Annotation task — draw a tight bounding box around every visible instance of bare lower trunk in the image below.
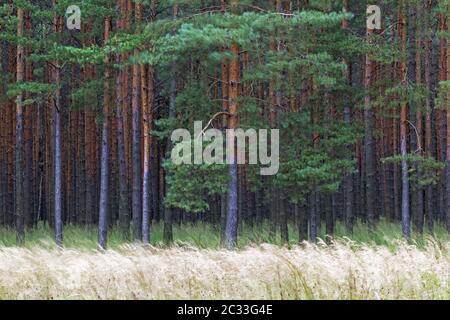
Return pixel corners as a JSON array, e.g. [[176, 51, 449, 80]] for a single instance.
[[309, 187, 318, 243], [225, 162, 238, 248], [142, 65, 154, 245]]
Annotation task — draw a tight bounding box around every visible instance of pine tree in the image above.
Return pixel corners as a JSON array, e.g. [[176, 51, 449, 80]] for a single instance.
[[52, 1, 63, 247], [399, 0, 410, 240], [99, 16, 112, 249], [15, 5, 25, 244], [132, 0, 143, 241]]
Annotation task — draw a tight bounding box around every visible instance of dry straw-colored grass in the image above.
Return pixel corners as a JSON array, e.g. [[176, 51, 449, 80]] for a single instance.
[[0, 240, 448, 300]]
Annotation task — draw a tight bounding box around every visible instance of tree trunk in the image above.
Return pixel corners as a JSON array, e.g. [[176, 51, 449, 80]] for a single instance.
[[142, 1, 156, 245], [83, 24, 96, 227], [142, 63, 154, 245], [24, 12, 33, 228], [342, 0, 353, 234], [424, 0, 434, 233], [115, 0, 130, 240], [309, 186, 318, 243], [399, 2, 410, 240], [98, 17, 111, 249], [407, 3, 422, 234], [296, 202, 308, 242], [220, 1, 229, 243], [364, 27, 376, 228], [445, 4, 450, 233], [15, 6, 25, 244], [310, 78, 319, 242], [414, 2, 424, 234], [225, 42, 240, 249], [163, 3, 179, 245], [131, 1, 142, 241], [279, 193, 289, 244]]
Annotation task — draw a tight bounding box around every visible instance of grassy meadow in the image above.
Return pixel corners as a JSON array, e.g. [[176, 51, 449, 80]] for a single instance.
[[0, 221, 448, 300], [0, 220, 448, 250]]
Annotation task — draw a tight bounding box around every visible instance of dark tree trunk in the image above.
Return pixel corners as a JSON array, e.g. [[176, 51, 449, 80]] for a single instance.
[[220, 193, 227, 243], [296, 202, 308, 242], [98, 17, 111, 249], [142, 65, 154, 245], [364, 28, 376, 228], [225, 42, 240, 249], [445, 7, 450, 233], [413, 2, 424, 234], [24, 13, 33, 228], [131, 2, 142, 241], [407, 4, 422, 234], [52, 4, 63, 246], [15, 7, 25, 244], [309, 187, 318, 243], [279, 195, 288, 244], [399, 2, 410, 240], [326, 194, 335, 241], [226, 162, 238, 248], [163, 4, 179, 245], [115, 0, 130, 240], [142, 0, 157, 246], [341, 0, 353, 233], [424, 0, 434, 233], [163, 66, 175, 244]]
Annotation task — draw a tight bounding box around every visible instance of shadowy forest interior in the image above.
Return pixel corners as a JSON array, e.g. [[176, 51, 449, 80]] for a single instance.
[[0, 0, 449, 249]]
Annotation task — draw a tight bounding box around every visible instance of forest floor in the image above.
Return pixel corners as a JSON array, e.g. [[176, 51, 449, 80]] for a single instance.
[[0, 222, 448, 299]]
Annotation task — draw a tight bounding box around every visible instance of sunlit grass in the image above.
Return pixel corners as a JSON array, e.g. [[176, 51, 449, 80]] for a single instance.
[[0, 219, 448, 300], [0, 239, 448, 299]]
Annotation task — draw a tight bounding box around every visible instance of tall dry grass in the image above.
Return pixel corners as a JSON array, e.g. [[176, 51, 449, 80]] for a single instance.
[[0, 240, 448, 300]]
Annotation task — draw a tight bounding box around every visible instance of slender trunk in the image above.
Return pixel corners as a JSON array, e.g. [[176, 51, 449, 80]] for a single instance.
[[142, 0, 157, 245], [326, 195, 335, 242], [220, 190, 227, 242], [220, 1, 229, 243], [15, 7, 25, 244], [142, 64, 154, 245], [280, 193, 289, 244], [424, 0, 433, 233], [163, 75, 175, 243], [364, 27, 376, 228], [98, 17, 111, 249], [115, 0, 130, 239], [163, 3, 178, 245], [399, 2, 410, 240], [296, 202, 308, 242], [83, 24, 96, 227], [414, 3, 424, 234], [309, 186, 318, 243], [141, 23, 150, 244], [407, 3, 420, 233], [342, 0, 353, 233], [52, 3, 63, 246], [310, 78, 319, 243], [131, 1, 142, 241], [437, 10, 446, 224], [445, 4, 450, 233], [268, 0, 282, 241], [225, 42, 240, 249], [24, 12, 33, 228]]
